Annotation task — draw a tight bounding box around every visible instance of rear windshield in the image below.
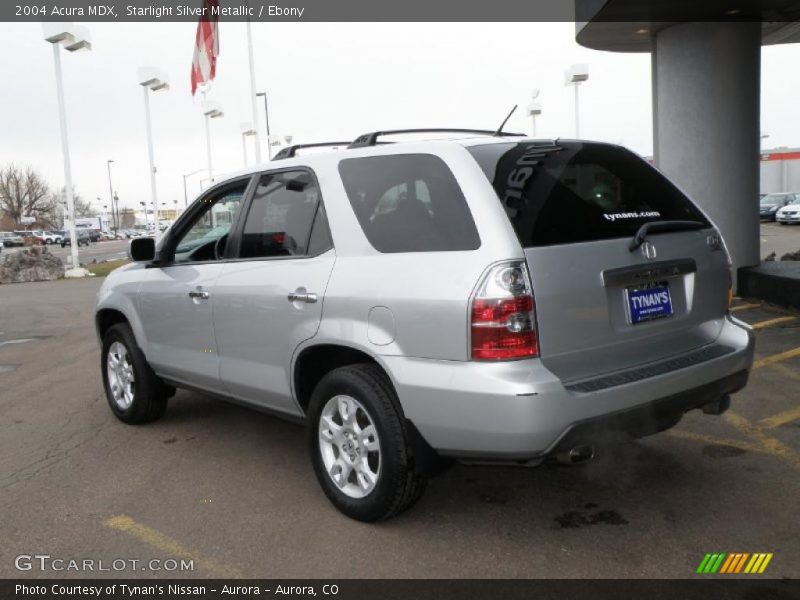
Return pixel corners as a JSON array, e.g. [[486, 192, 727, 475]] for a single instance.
[[468, 141, 710, 247], [338, 153, 481, 253]]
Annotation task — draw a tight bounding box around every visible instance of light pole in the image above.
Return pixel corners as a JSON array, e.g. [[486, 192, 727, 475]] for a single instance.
[[202, 100, 224, 181], [245, 18, 262, 163], [139, 201, 149, 231], [565, 64, 589, 138], [138, 67, 169, 245], [256, 92, 272, 159], [526, 89, 542, 137], [241, 122, 256, 167], [113, 193, 120, 233], [43, 23, 91, 271], [105, 159, 117, 234], [182, 169, 205, 208]]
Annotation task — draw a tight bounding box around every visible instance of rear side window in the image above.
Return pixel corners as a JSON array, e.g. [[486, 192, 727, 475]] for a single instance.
[[468, 142, 710, 247], [338, 154, 480, 253]]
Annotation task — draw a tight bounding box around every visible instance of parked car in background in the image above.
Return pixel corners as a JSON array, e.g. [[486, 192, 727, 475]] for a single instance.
[[30, 230, 62, 244], [86, 229, 103, 242], [96, 133, 754, 521], [0, 231, 24, 247], [760, 192, 799, 221], [61, 230, 91, 247], [14, 231, 45, 245], [776, 203, 800, 224]]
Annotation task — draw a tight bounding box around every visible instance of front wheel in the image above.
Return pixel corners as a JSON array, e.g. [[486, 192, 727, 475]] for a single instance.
[[308, 364, 427, 522], [101, 323, 170, 424]]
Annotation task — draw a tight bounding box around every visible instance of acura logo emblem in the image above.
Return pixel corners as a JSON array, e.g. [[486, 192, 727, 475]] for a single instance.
[[641, 241, 657, 260]]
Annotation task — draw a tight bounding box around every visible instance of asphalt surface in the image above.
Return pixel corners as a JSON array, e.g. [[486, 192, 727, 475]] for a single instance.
[[761, 221, 800, 258], [0, 278, 798, 580]]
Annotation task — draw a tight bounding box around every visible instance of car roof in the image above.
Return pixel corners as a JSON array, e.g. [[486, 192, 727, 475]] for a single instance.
[[213, 135, 578, 180]]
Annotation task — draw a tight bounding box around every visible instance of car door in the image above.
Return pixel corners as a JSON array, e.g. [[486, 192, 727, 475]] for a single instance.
[[213, 168, 336, 415], [136, 178, 250, 393]]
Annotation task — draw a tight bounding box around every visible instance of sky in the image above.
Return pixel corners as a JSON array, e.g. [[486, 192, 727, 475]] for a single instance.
[[1, 21, 799, 214]]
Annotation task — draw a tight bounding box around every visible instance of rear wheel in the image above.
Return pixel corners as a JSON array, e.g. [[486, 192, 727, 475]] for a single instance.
[[101, 323, 169, 424], [308, 364, 427, 521]]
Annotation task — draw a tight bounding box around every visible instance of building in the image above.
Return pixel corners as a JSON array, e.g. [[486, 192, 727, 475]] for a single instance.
[[761, 147, 800, 194]]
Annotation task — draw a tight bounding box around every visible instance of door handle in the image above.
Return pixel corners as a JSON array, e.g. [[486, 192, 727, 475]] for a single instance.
[[287, 292, 318, 304], [188, 290, 210, 300]]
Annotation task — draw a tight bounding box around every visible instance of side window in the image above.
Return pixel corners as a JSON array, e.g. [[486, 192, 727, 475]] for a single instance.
[[238, 170, 322, 259], [173, 183, 247, 263], [307, 204, 333, 256], [338, 154, 481, 253]]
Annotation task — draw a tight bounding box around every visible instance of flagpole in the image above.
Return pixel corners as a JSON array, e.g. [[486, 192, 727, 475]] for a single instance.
[[202, 89, 213, 181], [245, 8, 262, 163]]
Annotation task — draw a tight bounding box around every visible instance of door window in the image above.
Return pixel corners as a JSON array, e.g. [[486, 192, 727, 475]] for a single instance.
[[173, 183, 247, 263], [238, 170, 326, 259]]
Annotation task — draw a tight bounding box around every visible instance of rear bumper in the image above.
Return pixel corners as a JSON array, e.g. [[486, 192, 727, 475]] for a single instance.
[[383, 315, 754, 459]]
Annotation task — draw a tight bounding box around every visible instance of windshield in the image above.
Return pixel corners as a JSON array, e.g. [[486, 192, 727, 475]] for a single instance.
[[761, 194, 792, 205]]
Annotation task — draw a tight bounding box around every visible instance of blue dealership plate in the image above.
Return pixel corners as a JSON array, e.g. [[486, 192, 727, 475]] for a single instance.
[[626, 282, 673, 324]]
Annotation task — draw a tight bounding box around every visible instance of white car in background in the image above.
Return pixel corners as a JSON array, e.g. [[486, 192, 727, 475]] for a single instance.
[[776, 203, 800, 224]]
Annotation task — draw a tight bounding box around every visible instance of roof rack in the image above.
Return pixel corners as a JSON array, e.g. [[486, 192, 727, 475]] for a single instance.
[[273, 141, 352, 161], [347, 128, 526, 149]]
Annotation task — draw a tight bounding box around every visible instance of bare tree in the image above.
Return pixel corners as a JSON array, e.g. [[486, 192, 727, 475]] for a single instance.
[[0, 164, 52, 226], [119, 208, 137, 229]]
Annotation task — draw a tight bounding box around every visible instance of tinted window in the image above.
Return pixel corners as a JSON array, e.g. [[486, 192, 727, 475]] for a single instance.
[[338, 154, 480, 253], [307, 204, 333, 256], [174, 185, 246, 263], [468, 142, 710, 247], [239, 171, 321, 259]]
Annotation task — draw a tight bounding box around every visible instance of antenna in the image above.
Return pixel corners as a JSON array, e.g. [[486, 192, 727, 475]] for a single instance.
[[494, 105, 518, 136]]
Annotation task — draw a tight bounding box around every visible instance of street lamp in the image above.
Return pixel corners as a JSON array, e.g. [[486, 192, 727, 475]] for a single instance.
[[240, 122, 257, 167], [138, 67, 169, 245], [526, 89, 542, 137], [202, 99, 224, 181], [565, 63, 589, 138], [139, 201, 150, 231], [256, 92, 272, 159], [43, 22, 91, 271], [105, 159, 118, 234], [182, 169, 205, 208]]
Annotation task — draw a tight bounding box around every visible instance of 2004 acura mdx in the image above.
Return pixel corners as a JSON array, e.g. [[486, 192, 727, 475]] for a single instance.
[[95, 131, 754, 521]]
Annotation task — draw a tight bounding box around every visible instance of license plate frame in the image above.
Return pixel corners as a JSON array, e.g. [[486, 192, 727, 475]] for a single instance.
[[625, 281, 673, 325]]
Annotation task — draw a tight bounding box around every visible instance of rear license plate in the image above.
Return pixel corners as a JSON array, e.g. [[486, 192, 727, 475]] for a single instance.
[[626, 282, 673, 324]]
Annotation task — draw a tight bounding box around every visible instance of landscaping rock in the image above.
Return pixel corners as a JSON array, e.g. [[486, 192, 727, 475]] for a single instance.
[[780, 249, 800, 261], [0, 247, 65, 284], [64, 267, 95, 279]]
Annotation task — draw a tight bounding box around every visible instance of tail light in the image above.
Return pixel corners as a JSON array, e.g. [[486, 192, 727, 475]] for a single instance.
[[470, 260, 538, 360], [726, 263, 733, 311]]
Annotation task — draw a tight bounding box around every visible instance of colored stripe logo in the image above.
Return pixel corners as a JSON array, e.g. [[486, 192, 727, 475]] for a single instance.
[[696, 553, 773, 574]]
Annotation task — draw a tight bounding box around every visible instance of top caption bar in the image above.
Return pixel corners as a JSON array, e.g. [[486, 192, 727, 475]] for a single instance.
[[4, 0, 798, 22]]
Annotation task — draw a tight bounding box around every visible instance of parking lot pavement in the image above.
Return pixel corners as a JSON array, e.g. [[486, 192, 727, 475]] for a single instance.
[[1, 239, 129, 265], [0, 279, 798, 579], [761, 221, 800, 259]]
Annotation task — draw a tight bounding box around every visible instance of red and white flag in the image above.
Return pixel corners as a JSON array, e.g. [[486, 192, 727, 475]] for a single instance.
[[190, 0, 219, 95]]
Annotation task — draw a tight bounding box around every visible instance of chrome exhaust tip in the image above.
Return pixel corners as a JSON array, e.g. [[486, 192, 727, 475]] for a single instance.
[[555, 444, 595, 465], [702, 394, 731, 416]]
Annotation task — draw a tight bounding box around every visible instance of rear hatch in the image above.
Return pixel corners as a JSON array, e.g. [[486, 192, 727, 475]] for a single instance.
[[468, 141, 731, 383]]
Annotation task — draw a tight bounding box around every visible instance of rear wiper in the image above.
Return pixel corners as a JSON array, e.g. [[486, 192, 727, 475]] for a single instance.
[[629, 220, 706, 252]]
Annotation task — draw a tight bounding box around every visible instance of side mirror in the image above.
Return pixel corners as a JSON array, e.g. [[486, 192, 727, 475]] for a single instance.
[[128, 237, 156, 262]]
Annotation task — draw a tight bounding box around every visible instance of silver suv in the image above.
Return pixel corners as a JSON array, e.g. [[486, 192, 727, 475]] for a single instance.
[[95, 131, 754, 521]]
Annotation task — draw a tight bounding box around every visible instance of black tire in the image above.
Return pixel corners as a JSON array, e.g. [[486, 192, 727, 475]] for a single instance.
[[308, 364, 427, 522], [101, 323, 169, 424]]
